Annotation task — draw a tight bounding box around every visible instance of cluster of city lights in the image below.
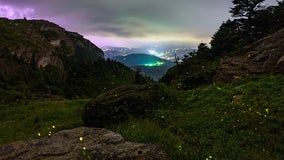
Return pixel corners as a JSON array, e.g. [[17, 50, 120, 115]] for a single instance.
[[143, 61, 164, 67]]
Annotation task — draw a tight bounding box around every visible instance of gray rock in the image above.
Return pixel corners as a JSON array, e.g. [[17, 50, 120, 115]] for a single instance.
[[0, 127, 168, 160], [214, 28, 284, 83], [276, 55, 284, 73]]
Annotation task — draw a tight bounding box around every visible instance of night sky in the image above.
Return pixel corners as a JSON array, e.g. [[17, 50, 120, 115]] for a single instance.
[[0, 0, 278, 48]]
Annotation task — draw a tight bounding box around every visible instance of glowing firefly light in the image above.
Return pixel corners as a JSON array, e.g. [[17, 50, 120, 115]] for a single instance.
[[37, 132, 41, 136], [80, 137, 83, 141]]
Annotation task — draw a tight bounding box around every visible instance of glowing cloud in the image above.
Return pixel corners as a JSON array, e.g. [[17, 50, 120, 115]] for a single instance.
[[0, 4, 34, 19]]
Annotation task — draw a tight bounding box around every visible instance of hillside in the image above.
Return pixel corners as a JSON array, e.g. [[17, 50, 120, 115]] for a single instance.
[[214, 28, 284, 82], [112, 53, 175, 80], [161, 27, 284, 89], [113, 75, 284, 159], [0, 18, 103, 70], [0, 18, 135, 101]]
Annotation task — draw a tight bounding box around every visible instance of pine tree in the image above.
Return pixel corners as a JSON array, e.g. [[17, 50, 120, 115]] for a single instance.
[[230, 0, 265, 19]]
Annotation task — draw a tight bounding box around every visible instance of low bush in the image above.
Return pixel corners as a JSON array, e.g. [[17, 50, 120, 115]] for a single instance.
[[82, 83, 179, 127]]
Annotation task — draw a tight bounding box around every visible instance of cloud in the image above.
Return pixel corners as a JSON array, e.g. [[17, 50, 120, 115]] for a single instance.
[[0, 4, 34, 19], [0, 0, 278, 47]]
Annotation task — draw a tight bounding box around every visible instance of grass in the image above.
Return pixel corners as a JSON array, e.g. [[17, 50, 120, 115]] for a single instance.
[[0, 99, 88, 145], [110, 75, 284, 160], [0, 75, 283, 159]]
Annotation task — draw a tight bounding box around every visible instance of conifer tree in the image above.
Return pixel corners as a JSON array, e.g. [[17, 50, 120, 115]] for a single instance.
[[230, 0, 265, 19]]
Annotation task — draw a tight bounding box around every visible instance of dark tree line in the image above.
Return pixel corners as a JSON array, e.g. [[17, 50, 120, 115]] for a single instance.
[[184, 0, 284, 59], [211, 0, 284, 57]]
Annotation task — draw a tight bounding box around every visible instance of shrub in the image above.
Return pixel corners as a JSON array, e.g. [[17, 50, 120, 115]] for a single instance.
[[82, 84, 179, 127]]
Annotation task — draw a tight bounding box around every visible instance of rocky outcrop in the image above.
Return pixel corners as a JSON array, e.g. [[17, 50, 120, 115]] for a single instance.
[[214, 28, 284, 83], [0, 18, 103, 72], [0, 127, 168, 160]]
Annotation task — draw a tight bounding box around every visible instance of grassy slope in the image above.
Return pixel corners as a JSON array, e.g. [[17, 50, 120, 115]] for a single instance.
[[0, 99, 88, 145], [0, 75, 283, 159], [110, 75, 284, 160]]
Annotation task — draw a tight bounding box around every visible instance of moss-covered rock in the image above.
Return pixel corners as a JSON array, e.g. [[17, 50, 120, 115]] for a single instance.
[[83, 84, 178, 127], [214, 28, 284, 83]]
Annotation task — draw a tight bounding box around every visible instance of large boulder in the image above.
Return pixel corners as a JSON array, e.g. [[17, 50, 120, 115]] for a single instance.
[[83, 84, 177, 127], [214, 28, 284, 83], [0, 127, 168, 160]]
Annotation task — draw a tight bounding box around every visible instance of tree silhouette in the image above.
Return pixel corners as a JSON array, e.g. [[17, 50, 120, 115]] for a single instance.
[[230, 0, 265, 19]]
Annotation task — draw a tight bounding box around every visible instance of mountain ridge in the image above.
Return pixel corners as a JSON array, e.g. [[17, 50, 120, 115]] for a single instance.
[[0, 18, 135, 100], [0, 18, 103, 71]]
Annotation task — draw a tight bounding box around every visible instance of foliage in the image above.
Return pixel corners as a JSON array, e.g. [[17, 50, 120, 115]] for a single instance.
[[112, 75, 284, 159], [0, 99, 88, 145], [230, 0, 265, 18], [1, 76, 283, 159], [64, 58, 135, 98], [160, 56, 218, 90], [211, 1, 284, 58], [82, 83, 179, 127]]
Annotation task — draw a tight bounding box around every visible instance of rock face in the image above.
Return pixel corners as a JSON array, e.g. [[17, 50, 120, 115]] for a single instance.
[[214, 28, 284, 83], [0, 18, 103, 72], [0, 127, 168, 160]]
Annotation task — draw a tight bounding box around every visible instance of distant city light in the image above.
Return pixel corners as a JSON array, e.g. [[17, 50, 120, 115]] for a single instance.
[[148, 50, 156, 54], [148, 49, 164, 57], [143, 61, 164, 67]]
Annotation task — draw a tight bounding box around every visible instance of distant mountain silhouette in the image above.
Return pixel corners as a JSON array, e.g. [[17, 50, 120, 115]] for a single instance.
[[112, 53, 175, 80]]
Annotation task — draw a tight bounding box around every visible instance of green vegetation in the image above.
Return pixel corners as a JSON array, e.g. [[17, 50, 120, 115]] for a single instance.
[[0, 75, 282, 159], [0, 18, 138, 101], [0, 1, 283, 159], [0, 99, 88, 145], [83, 84, 179, 127], [110, 75, 284, 159]]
